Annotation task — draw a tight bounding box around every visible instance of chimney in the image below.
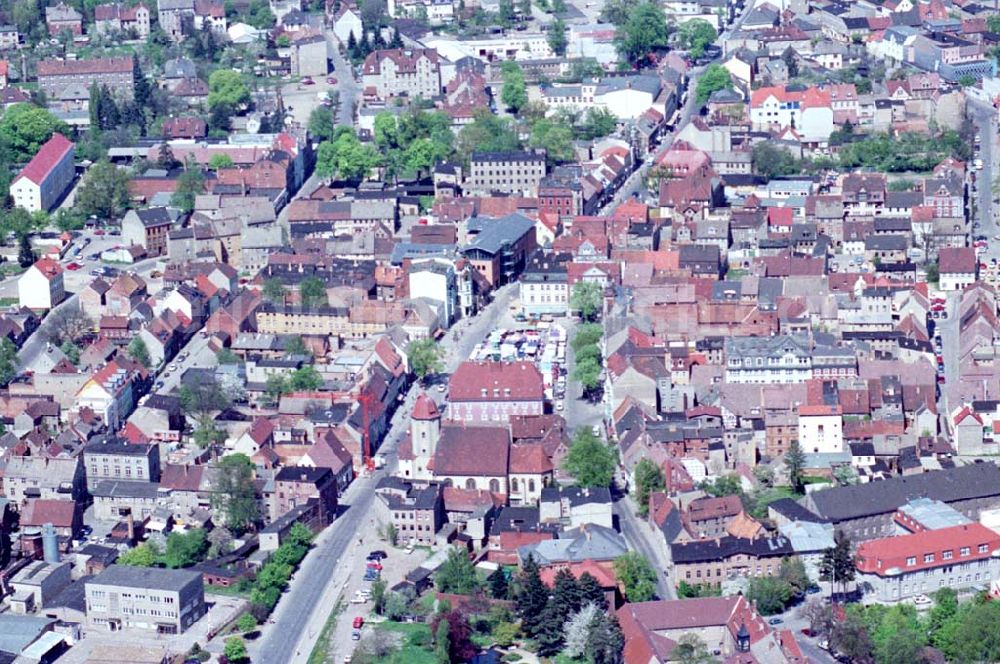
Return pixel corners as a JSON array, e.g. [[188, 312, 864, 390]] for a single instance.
[[126, 510, 135, 541]]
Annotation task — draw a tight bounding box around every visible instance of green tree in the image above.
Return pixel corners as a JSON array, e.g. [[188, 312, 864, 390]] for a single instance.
[[456, 111, 522, 162], [778, 556, 810, 595], [548, 17, 568, 55], [118, 542, 160, 566], [488, 568, 509, 599], [819, 531, 855, 596], [265, 374, 289, 405], [673, 633, 715, 664], [677, 19, 717, 58], [308, 106, 337, 142], [785, 440, 806, 493], [407, 337, 445, 381], [60, 341, 80, 365], [370, 578, 387, 614], [207, 527, 234, 558], [500, 61, 528, 113], [223, 636, 248, 664], [0, 104, 68, 162], [572, 357, 602, 393], [208, 70, 250, 110], [287, 365, 323, 391], [634, 458, 665, 515], [570, 281, 603, 320], [170, 166, 205, 214], [284, 336, 308, 357], [613, 551, 657, 602], [162, 529, 209, 568], [434, 618, 451, 664], [752, 142, 800, 179], [578, 572, 608, 610], [747, 576, 793, 615], [54, 208, 85, 233], [925, 262, 939, 284], [298, 276, 327, 308], [571, 323, 603, 353], [315, 129, 381, 181], [16, 233, 34, 268], [261, 279, 286, 303], [613, 1, 670, 66], [564, 428, 617, 487], [529, 119, 575, 164], [516, 554, 550, 637], [127, 336, 151, 368], [236, 613, 257, 633], [211, 453, 259, 533], [579, 107, 618, 140], [599, 0, 637, 23], [208, 154, 234, 171], [77, 160, 130, 221], [695, 64, 734, 105], [435, 546, 481, 594]]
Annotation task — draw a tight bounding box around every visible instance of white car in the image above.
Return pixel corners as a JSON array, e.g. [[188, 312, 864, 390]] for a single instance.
[[350, 591, 367, 604], [169, 363, 179, 372], [437, 384, 446, 392], [404, 543, 415, 554], [555, 401, 564, 411]]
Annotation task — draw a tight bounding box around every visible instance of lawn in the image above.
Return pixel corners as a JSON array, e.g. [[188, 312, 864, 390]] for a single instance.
[[205, 584, 252, 599], [375, 621, 437, 664]]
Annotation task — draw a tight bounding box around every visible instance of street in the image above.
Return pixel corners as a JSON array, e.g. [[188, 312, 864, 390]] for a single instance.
[[251, 283, 521, 664], [613, 493, 676, 600]]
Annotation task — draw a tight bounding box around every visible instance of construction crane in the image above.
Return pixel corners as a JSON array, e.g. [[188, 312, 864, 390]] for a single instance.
[[357, 391, 376, 474]]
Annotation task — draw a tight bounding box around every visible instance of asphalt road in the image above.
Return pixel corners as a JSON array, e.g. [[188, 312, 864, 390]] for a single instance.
[[613, 494, 676, 600]]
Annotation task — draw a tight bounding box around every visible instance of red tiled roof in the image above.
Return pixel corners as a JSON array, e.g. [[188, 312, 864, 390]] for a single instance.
[[37, 56, 133, 76], [433, 425, 509, 477], [160, 464, 205, 492], [939, 247, 976, 274], [509, 443, 553, 474], [856, 524, 1000, 577], [798, 404, 842, 416], [411, 392, 439, 420], [14, 133, 73, 186], [21, 498, 76, 528], [31, 256, 63, 281], [448, 361, 544, 402]]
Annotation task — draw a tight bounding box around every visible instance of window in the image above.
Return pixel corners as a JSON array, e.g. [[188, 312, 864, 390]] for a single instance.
[[906, 557, 916, 566], [979, 544, 989, 553], [961, 547, 971, 557], [943, 550, 953, 560], [924, 553, 935, 563]]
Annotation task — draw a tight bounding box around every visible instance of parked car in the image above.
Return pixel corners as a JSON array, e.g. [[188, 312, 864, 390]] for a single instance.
[[367, 550, 388, 561], [350, 592, 366, 604], [66, 262, 82, 270], [353, 616, 364, 629], [301, 77, 315, 85], [352, 629, 361, 640]]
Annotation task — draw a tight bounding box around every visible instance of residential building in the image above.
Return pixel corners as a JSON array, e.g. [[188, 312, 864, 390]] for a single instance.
[[290, 29, 328, 77], [270, 466, 338, 525], [94, 3, 152, 37], [802, 463, 1000, 542], [122, 208, 173, 257], [461, 213, 538, 287], [671, 534, 795, 586], [856, 524, 1000, 602], [375, 478, 444, 547], [84, 437, 161, 491], [467, 152, 547, 197], [75, 360, 138, 429], [4, 451, 85, 503], [37, 57, 135, 100], [45, 3, 82, 35], [519, 251, 570, 316], [447, 361, 545, 423], [538, 486, 613, 529], [797, 404, 844, 454], [408, 258, 458, 326], [10, 133, 75, 213], [724, 334, 811, 384], [18, 257, 65, 311], [361, 48, 443, 99], [939, 247, 977, 291], [85, 565, 207, 634]]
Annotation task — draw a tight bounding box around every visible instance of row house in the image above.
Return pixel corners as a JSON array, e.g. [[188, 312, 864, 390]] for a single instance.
[[94, 3, 152, 37], [37, 57, 135, 100], [361, 48, 443, 99]]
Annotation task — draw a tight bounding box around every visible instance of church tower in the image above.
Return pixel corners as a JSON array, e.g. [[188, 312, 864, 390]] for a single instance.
[[411, 392, 440, 478]]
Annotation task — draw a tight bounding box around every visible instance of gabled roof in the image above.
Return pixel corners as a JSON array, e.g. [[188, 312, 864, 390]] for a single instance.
[[13, 134, 74, 187]]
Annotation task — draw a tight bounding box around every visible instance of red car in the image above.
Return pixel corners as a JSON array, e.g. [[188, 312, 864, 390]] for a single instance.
[[366, 561, 383, 571], [301, 77, 315, 85], [353, 616, 364, 629], [93, 229, 105, 236], [327, 77, 338, 84], [66, 262, 82, 270]]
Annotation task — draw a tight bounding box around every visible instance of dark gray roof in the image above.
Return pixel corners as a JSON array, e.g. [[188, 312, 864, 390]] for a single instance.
[[671, 534, 793, 563], [539, 485, 611, 507], [87, 565, 201, 591], [471, 151, 545, 163], [463, 214, 536, 255], [805, 462, 1000, 523], [275, 466, 332, 484], [92, 480, 162, 499], [768, 497, 827, 523]]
